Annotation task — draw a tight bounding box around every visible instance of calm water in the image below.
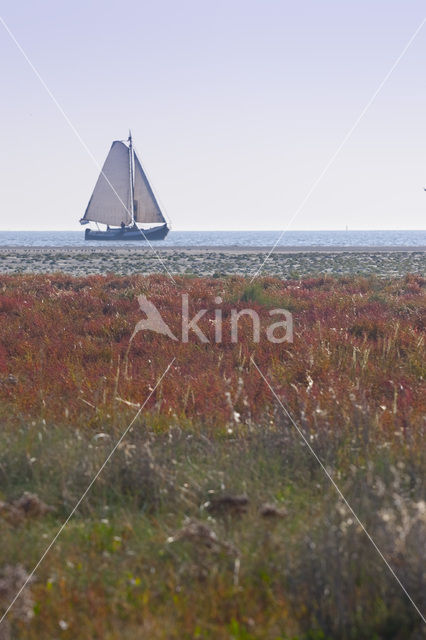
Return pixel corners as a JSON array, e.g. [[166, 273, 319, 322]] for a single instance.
[[0, 230, 425, 247]]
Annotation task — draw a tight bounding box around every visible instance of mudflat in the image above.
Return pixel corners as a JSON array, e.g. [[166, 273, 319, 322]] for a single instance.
[[0, 245, 424, 277]]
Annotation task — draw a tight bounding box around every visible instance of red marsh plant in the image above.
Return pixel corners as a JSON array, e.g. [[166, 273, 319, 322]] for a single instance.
[[0, 274, 424, 444]]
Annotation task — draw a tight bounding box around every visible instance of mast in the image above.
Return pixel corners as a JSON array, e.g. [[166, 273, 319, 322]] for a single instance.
[[128, 130, 135, 226]]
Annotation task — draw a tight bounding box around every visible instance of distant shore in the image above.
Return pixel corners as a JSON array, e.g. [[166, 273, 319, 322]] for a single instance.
[[1, 245, 425, 253], [0, 246, 424, 277]]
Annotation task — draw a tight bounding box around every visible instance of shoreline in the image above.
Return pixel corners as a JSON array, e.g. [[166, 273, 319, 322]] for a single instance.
[[0, 245, 425, 254], [0, 246, 424, 277]]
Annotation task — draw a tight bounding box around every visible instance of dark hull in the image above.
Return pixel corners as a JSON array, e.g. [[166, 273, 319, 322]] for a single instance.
[[85, 224, 169, 241]]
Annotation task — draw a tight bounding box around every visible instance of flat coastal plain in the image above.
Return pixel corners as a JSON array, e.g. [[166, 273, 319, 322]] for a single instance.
[[0, 245, 425, 277]]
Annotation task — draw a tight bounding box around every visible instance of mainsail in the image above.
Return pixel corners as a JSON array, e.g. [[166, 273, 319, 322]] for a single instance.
[[133, 152, 166, 224], [82, 141, 132, 226]]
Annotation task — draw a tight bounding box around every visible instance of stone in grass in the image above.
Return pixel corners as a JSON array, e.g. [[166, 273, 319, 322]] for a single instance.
[[0, 492, 54, 526], [259, 502, 287, 518], [167, 519, 237, 556], [206, 494, 249, 516], [0, 565, 34, 640]]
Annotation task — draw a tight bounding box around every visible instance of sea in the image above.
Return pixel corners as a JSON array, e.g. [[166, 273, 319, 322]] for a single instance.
[[0, 230, 425, 248]]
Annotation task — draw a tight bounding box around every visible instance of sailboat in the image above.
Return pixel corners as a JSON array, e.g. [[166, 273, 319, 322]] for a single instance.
[[80, 132, 170, 240]]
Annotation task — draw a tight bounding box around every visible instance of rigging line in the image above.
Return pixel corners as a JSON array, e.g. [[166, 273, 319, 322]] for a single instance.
[[0, 15, 176, 285], [249, 16, 426, 282], [0, 358, 176, 629], [250, 356, 426, 624]]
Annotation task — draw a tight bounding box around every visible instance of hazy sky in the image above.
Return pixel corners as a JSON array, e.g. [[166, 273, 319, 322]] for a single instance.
[[1, 1, 425, 230]]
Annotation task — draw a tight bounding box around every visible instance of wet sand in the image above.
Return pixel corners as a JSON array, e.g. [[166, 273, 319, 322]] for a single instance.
[[0, 246, 424, 277]]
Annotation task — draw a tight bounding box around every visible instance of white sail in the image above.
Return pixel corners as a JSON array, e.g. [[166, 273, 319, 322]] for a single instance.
[[82, 141, 132, 226], [133, 152, 166, 224]]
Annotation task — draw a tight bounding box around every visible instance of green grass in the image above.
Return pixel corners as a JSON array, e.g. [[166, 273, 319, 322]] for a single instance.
[[0, 417, 424, 639]]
